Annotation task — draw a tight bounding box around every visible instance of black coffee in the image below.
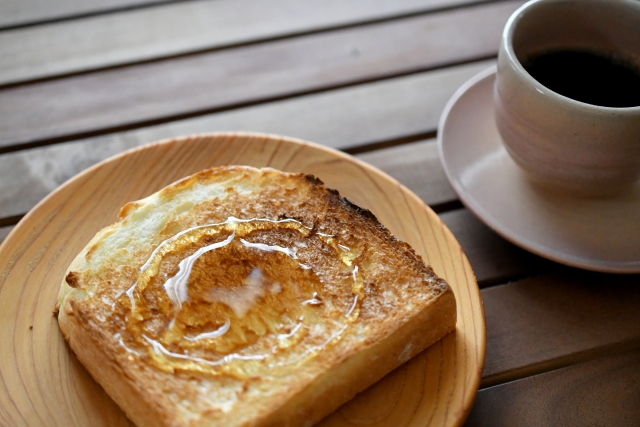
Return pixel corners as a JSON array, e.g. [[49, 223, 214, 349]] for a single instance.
[[522, 50, 640, 108]]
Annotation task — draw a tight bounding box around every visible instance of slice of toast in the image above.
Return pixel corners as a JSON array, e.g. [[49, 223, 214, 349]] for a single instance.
[[57, 166, 456, 427]]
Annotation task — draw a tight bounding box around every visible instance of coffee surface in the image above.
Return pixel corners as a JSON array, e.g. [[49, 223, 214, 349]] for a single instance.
[[523, 50, 640, 108]]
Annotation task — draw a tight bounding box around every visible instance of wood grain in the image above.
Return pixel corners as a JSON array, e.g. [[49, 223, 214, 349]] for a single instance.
[[0, 0, 496, 84], [441, 210, 552, 286], [481, 272, 640, 387], [4, 137, 639, 422], [10, 207, 637, 415], [0, 1, 522, 148], [0, 61, 492, 219], [466, 349, 640, 426], [356, 146, 553, 285], [0, 135, 553, 288], [356, 140, 456, 208], [0, 133, 484, 427], [0, 0, 169, 29]]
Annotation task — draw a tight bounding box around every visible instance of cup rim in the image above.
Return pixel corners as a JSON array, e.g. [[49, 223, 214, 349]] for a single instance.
[[502, 0, 640, 114]]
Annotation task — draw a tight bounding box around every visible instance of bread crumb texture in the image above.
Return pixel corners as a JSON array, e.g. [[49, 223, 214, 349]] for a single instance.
[[57, 166, 453, 427]]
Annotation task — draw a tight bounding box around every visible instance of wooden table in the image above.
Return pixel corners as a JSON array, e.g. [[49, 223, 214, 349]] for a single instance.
[[1, 0, 639, 425]]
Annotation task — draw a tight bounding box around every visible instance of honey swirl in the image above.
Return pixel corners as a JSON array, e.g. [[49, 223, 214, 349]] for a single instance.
[[114, 217, 365, 378]]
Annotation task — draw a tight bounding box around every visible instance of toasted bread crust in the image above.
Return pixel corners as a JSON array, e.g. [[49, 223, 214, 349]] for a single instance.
[[57, 166, 456, 427], [258, 287, 455, 426], [59, 301, 169, 426], [59, 286, 455, 427]]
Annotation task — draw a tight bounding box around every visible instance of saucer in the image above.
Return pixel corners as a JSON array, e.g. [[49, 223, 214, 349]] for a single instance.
[[438, 66, 640, 274]]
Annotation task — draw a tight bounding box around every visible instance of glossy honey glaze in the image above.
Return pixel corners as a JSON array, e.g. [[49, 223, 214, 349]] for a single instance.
[[110, 217, 364, 378]]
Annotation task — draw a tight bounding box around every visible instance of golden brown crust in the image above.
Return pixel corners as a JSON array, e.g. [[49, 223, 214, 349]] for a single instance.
[[118, 201, 141, 219], [58, 301, 169, 427], [257, 287, 456, 427], [65, 271, 82, 289], [57, 166, 456, 427]]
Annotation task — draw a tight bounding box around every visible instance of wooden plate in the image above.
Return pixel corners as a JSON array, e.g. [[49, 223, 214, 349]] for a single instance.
[[0, 133, 485, 427]]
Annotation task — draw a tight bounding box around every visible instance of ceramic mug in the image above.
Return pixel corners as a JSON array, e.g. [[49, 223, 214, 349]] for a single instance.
[[494, 0, 640, 197]]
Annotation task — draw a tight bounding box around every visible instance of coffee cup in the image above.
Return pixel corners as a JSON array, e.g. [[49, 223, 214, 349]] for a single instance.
[[494, 0, 640, 197]]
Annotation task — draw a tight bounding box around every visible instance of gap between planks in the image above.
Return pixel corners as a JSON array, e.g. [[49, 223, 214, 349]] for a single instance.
[[480, 271, 640, 388], [466, 348, 640, 426], [0, 60, 494, 219], [0, 0, 513, 85], [0, 0, 195, 31], [360, 139, 640, 387], [0, 60, 555, 288], [2, 227, 638, 397], [1, 0, 636, 412], [2, 147, 638, 395], [0, 134, 554, 287], [0, 1, 524, 150], [0, 54, 496, 154], [0, 226, 12, 245], [0, 136, 561, 293]]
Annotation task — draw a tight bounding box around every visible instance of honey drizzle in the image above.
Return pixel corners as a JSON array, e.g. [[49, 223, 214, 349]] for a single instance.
[[125, 217, 308, 313], [164, 233, 235, 313], [185, 318, 231, 341], [115, 217, 366, 378]]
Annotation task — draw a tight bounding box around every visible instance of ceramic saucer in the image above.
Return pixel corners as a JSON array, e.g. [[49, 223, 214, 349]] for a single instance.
[[437, 66, 640, 273]]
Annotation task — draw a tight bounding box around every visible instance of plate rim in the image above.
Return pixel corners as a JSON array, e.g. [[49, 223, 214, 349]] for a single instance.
[[0, 132, 485, 426]]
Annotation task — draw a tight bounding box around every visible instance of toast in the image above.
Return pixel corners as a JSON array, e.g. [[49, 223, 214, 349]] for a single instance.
[[57, 166, 456, 427]]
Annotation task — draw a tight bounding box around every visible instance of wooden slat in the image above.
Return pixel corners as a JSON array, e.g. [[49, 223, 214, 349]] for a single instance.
[[355, 143, 554, 284], [0, 0, 167, 29], [0, 0, 495, 84], [441, 209, 552, 286], [1, 143, 552, 288], [0, 60, 493, 220], [466, 349, 640, 426], [358, 145, 554, 284], [356, 140, 456, 208], [0, 227, 12, 246], [0, 56, 555, 288], [0, 1, 522, 149], [0, 137, 552, 288], [481, 272, 640, 387]]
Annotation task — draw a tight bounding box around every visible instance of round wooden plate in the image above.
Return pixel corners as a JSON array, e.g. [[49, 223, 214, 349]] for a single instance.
[[0, 133, 485, 427]]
